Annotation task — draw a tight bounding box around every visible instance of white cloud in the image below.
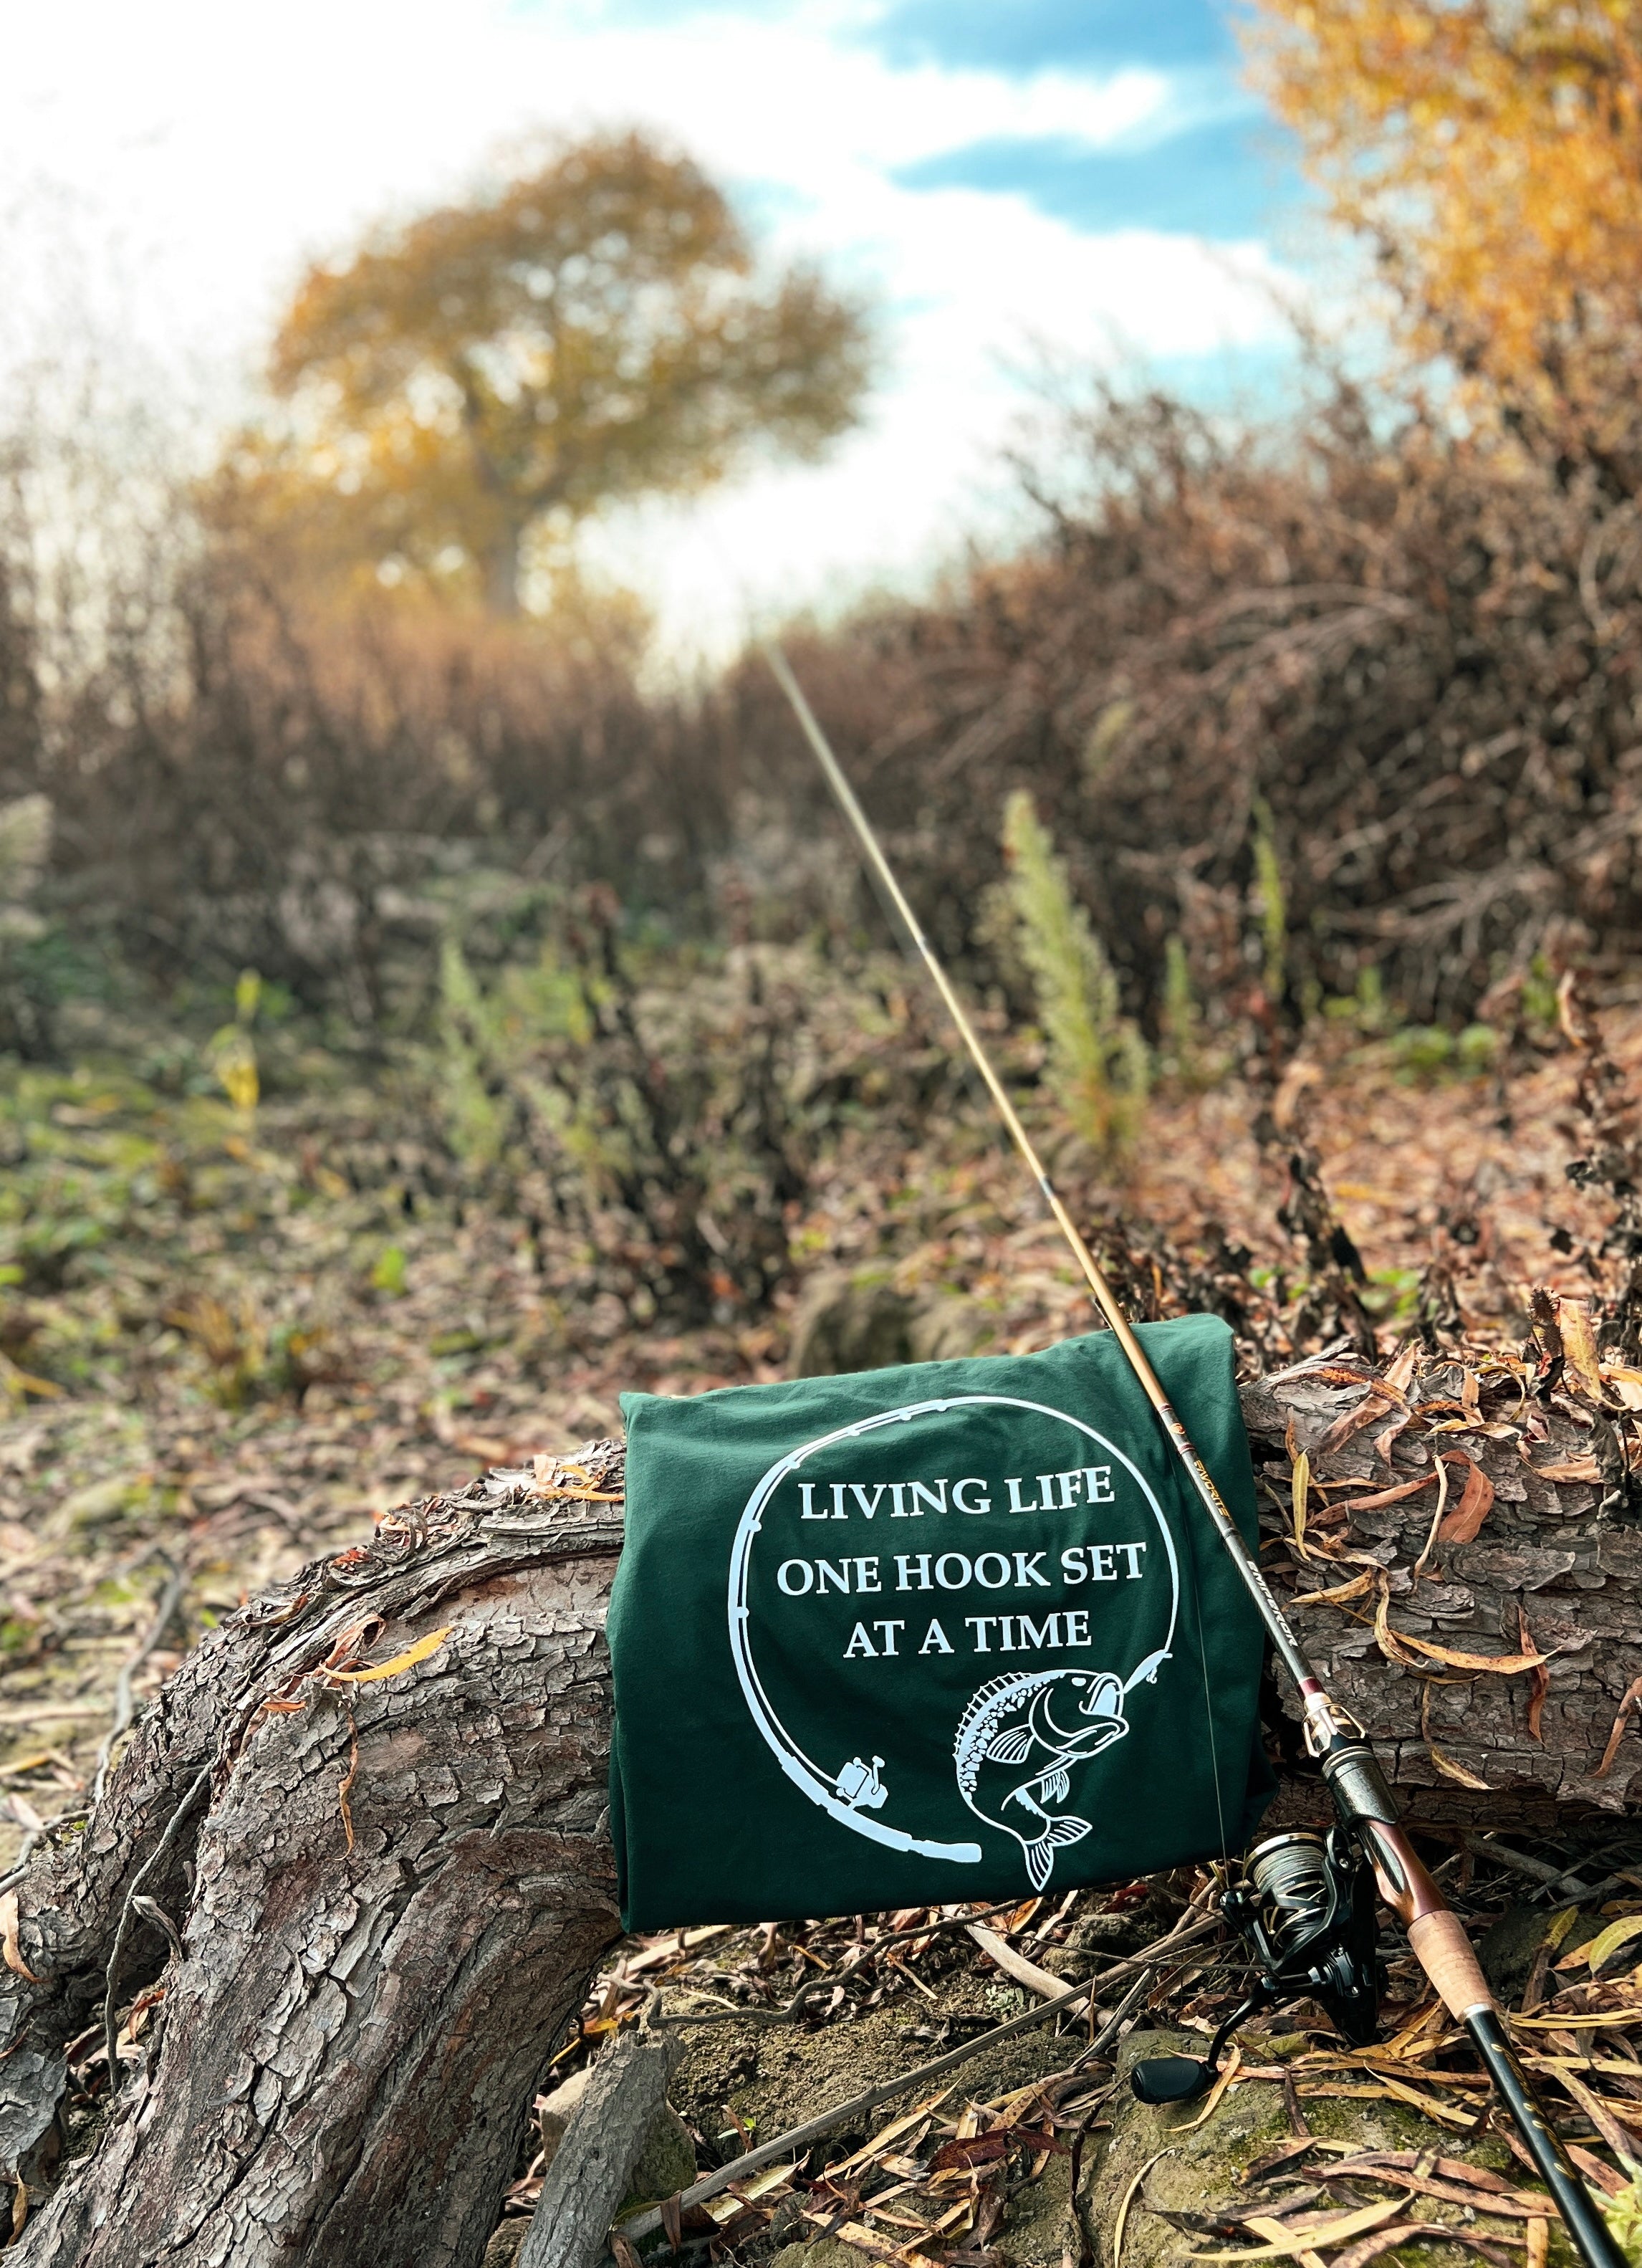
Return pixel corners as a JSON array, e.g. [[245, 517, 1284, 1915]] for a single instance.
[[0, 0, 1309, 656]]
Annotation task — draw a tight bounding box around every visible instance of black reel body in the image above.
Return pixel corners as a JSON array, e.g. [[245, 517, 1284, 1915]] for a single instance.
[[1131, 1828, 1380, 2105]]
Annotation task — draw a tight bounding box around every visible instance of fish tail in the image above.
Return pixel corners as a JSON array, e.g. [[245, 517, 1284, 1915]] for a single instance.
[[1022, 1817, 1092, 1890]]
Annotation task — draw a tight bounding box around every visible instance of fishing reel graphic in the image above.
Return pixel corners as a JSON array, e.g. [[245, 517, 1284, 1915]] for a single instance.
[[1130, 1827, 1381, 2105]]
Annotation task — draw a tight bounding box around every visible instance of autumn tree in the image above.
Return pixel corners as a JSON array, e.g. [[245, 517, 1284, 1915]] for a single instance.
[[218, 132, 875, 611], [1245, 0, 1642, 478]]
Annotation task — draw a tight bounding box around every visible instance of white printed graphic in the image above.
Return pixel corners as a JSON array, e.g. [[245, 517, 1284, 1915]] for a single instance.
[[954, 1669, 1128, 1891], [726, 1394, 1181, 1883]]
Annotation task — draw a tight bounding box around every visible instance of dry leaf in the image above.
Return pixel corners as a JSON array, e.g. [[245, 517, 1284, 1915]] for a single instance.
[[1290, 1570, 1374, 1609], [1434, 1452, 1494, 1544], [1561, 1913, 1642, 1975], [1557, 1296, 1606, 1400], [1528, 1454, 1603, 1483], [1373, 1582, 1552, 1674], [0, 1893, 39, 1984], [1182, 2196, 1403, 2262], [325, 1626, 453, 1684], [1519, 1603, 1550, 1742], [1596, 1674, 1642, 1779], [1421, 1681, 1492, 1789]]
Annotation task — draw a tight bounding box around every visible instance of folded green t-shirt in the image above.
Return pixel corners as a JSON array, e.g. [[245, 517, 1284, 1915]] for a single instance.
[[608, 1315, 1273, 1929]]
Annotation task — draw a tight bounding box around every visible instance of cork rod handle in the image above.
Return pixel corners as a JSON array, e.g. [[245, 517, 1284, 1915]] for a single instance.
[[1408, 1909, 1496, 2019]]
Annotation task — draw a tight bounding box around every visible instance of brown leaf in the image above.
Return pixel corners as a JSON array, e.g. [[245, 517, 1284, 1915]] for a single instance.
[[1435, 1452, 1494, 1544], [610, 2238, 642, 2268], [931, 2132, 1010, 2172], [1335, 1470, 1439, 1516], [1529, 1454, 1603, 1483], [1520, 1604, 1550, 1742], [1315, 1382, 1406, 1460], [0, 1893, 39, 1984], [1595, 1673, 1642, 1779], [1557, 1296, 1605, 1401], [660, 2190, 684, 2251]]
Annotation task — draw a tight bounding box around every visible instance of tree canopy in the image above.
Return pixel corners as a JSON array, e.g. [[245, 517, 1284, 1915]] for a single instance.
[[221, 132, 875, 609], [1246, 0, 1642, 472]]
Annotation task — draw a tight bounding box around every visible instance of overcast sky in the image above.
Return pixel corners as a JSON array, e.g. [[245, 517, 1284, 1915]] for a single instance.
[[2, 0, 1319, 654]]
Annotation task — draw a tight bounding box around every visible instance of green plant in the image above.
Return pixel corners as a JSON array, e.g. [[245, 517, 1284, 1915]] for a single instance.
[[206, 967, 264, 1114], [1001, 791, 1148, 1156], [1604, 2170, 1642, 2267], [1161, 934, 1223, 1090], [1250, 794, 1287, 1005]]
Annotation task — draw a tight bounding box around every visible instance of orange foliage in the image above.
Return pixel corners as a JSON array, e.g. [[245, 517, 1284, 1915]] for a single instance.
[[213, 130, 874, 611], [1246, 1, 1642, 460]]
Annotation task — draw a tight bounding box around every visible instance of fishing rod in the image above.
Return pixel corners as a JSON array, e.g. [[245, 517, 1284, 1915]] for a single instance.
[[763, 639, 1626, 2268]]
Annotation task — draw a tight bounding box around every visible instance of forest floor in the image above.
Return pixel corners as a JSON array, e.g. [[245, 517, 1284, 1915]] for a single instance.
[[2, 985, 1639, 2263]]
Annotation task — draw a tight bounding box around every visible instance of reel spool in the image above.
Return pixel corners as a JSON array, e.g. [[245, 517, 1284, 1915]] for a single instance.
[[1130, 1828, 1380, 2105]]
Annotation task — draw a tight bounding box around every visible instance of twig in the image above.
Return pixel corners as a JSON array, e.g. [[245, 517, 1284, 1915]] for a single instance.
[[102, 1763, 211, 2091], [617, 1921, 1216, 2244], [92, 1551, 185, 1807], [650, 1899, 1045, 2026], [1462, 1834, 1596, 1902]]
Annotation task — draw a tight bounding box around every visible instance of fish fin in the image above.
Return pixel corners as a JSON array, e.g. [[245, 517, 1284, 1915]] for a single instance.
[[985, 1727, 1034, 1766], [1024, 1836, 1055, 1893], [1040, 1768, 1070, 1802], [1045, 1815, 1092, 1849]]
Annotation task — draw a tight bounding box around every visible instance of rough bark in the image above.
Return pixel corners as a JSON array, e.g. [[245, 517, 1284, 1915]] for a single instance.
[[1243, 1354, 1642, 1822], [0, 1359, 1635, 2267], [2, 1453, 624, 2268], [519, 2025, 677, 2268]]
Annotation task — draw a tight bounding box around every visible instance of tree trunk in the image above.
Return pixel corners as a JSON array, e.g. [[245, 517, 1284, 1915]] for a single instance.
[[1, 1358, 1636, 2265], [3, 1453, 625, 2268], [483, 527, 522, 616]]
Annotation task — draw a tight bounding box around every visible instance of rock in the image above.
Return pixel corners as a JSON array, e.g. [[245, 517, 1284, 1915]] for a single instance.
[[788, 1272, 916, 1377], [1083, 2027, 1525, 2268], [623, 2102, 696, 2208], [788, 1273, 996, 1378], [1477, 1905, 1605, 2002]]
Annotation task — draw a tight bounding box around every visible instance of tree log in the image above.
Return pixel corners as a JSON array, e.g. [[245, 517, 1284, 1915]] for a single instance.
[[518, 2024, 677, 2268], [4, 1454, 625, 2268], [0, 1357, 1634, 2266]]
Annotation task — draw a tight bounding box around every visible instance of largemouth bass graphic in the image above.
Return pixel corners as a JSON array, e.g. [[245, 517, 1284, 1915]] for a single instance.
[[953, 1669, 1128, 1891]]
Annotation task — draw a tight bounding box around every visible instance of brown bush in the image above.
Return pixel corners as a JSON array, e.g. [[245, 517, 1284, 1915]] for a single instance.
[[702, 378, 1642, 1030], [6, 364, 1642, 1044]]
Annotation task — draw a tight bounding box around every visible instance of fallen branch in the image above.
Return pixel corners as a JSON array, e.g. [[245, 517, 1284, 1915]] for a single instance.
[[518, 2024, 678, 2268]]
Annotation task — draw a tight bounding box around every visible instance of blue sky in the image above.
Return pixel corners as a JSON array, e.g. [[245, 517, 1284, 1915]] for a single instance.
[[4, 0, 1319, 654]]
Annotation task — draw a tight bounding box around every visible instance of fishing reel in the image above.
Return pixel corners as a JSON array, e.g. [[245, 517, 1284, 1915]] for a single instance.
[[1130, 1827, 1381, 2105]]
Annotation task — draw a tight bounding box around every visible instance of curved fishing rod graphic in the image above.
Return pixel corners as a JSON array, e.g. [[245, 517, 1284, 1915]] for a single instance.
[[726, 1393, 1181, 1862]]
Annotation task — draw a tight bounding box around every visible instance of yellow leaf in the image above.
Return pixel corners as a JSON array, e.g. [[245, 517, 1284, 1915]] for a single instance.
[[1427, 1737, 1492, 1791], [325, 1625, 453, 1684], [1558, 1297, 1605, 1401], [1560, 1913, 1642, 1976], [1184, 2195, 1402, 2261], [1374, 1582, 1551, 1674]]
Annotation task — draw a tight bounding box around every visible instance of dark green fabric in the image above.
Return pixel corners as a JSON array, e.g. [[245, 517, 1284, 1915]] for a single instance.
[[608, 1316, 1273, 1929]]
